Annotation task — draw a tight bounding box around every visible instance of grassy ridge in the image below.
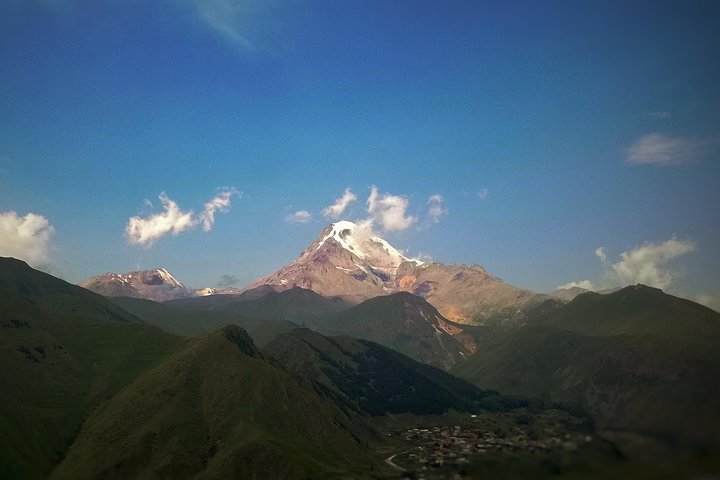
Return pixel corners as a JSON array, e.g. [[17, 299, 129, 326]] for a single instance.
[[0, 258, 185, 479], [453, 286, 720, 456], [50, 326, 379, 479], [265, 328, 513, 417]]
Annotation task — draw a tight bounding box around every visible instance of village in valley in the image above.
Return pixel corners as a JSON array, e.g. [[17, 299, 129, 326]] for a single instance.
[[378, 410, 601, 479]]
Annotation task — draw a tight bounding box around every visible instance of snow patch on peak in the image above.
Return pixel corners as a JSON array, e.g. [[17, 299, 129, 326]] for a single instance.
[[316, 221, 409, 270], [152, 267, 180, 284]]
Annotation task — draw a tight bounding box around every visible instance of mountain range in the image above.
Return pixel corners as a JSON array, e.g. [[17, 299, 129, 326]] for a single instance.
[[81, 221, 560, 325], [6, 220, 720, 478], [3, 256, 569, 479]]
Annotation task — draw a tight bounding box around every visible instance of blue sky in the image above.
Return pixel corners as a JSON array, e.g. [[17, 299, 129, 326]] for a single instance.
[[1, 0, 718, 305]]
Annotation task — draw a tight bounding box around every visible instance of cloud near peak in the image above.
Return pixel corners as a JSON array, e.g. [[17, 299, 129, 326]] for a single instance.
[[126, 188, 238, 248], [322, 188, 357, 219], [366, 185, 416, 232], [557, 280, 595, 291], [427, 194, 448, 223], [559, 238, 695, 293], [0, 211, 55, 267], [609, 238, 696, 289], [318, 185, 443, 234]]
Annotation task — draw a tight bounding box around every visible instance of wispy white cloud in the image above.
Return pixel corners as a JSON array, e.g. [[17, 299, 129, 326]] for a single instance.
[[557, 280, 595, 291], [478, 188, 489, 199], [200, 188, 239, 231], [193, 0, 255, 49], [22, 0, 263, 50], [608, 239, 696, 289], [366, 185, 416, 232], [126, 189, 238, 248], [126, 193, 196, 247], [0, 211, 55, 267], [595, 247, 607, 264], [286, 210, 312, 224], [426, 194, 447, 223], [626, 133, 711, 165], [322, 188, 357, 219]]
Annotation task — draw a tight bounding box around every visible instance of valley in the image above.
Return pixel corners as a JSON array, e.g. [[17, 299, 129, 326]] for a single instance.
[[3, 1, 718, 477], [2, 221, 719, 479]]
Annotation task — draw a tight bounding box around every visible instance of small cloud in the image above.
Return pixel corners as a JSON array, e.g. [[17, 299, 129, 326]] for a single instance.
[[478, 188, 489, 199], [557, 280, 595, 291], [126, 193, 196, 247], [126, 189, 237, 248], [322, 188, 357, 219], [217, 274, 240, 288], [626, 132, 711, 165], [286, 210, 312, 224], [595, 247, 607, 264], [649, 111, 672, 120], [426, 194, 448, 223], [0, 211, 54, 267], [609, 238, 696, 289], [200, 188, 239, 232], [366, 186, 416, 232]]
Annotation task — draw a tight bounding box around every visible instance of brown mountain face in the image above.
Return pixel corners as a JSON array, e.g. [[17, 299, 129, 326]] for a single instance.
[[395, 262, 556, 325], [245, 221, 406, 303], [245, 221, 554, 325], [79, 268, 191, 302], [314, 292, 476, 370]]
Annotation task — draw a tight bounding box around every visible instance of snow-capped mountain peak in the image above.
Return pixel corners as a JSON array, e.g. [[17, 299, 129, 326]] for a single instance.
[[80, 267, 191, 302], [315, 221, 410, 271]]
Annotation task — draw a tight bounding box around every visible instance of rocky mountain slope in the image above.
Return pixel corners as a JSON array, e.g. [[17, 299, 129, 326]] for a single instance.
[[245, 221, 555, 325], [313, 292, 476, 370], [79, 267, 191, 302]]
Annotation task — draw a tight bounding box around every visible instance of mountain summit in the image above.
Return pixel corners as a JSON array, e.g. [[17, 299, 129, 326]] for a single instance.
[[80, 267, 191, 302], [246, 221, 549, 324], [246, 221, 423, 303]]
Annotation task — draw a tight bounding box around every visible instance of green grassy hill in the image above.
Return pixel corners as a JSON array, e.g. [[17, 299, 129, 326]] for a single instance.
[[50, 325, 379, 480], [0, 258, 383, 479], [452, 285, 720, 455], [537, 284, 720, 342], [0, 257, 185, 479], [221, 286, 349, 323], [109, 296, 298, 347], [264, 327, 500, 417]]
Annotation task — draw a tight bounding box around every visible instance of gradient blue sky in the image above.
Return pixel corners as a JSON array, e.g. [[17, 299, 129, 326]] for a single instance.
[[1, 0, 718, 304]]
